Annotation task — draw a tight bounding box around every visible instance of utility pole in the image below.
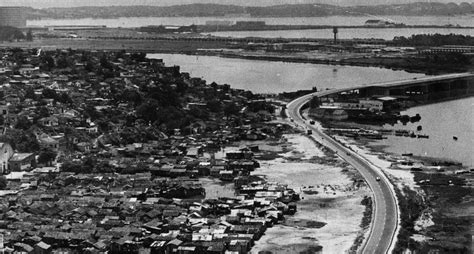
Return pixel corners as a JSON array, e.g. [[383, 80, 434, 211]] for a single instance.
[[333, 27, 338, 44]]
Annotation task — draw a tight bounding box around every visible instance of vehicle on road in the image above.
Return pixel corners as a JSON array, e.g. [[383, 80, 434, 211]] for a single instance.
[[309, 120, 315, 125], [376, 177, 381, 181], [307, 129, 312, 135]]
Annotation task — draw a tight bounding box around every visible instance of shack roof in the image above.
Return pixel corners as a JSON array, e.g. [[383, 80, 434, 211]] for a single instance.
[[9, 153, 34, 162]]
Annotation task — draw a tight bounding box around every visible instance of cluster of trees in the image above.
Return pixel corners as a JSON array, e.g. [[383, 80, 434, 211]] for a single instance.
[[61, 155, 147, 174], [278, 87, 317, 100], [61, 156, 98, 174], [422, 52, 471, 66], [35, 87, 73, 104], [393, 34, 474, 47], [37, 148, 57, 166], [0, 26, 24, 41], [0, 129, 39, 153], [0, 176, 6, 190]]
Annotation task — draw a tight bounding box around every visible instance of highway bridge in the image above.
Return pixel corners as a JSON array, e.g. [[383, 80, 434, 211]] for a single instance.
[[286, 72, 473, 253], [318, 72, 474, 105]]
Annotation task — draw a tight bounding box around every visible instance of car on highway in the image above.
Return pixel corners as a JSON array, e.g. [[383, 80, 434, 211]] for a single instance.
[[376, 177, 381, 181]]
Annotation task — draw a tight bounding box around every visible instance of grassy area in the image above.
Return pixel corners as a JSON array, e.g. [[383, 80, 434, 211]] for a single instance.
[[392, 173, 472, 253], [349, 196, 373, 253], [393, 186, 426, 253]]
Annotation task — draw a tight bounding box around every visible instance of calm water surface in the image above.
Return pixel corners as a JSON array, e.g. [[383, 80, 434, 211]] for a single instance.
[[148, 53, 425, 93], [375, 97, 474, 167], [27, 15, 474, 27], [149, 53, 472, 166], [28, 16, 474, 39]]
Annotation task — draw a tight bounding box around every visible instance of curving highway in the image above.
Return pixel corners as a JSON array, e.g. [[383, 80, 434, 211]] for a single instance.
[[286, 90, 399, 254]]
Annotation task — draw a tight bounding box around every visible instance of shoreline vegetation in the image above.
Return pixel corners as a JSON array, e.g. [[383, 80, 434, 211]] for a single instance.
[[1, 38, 471, 75], [349, 137, 471, 253], [2, 29, 473, 75], [314, 117, 472, 253]]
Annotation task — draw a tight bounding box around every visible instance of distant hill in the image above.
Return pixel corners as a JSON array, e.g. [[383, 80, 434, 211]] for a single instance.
[[26, 4, 245, 19], [25, 2, 474, 20]]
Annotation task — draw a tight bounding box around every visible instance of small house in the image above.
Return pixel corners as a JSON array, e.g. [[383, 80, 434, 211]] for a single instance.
[[39, 116, 59, 127], [166, 239, 183, 254], [38, 135, 60, 151], [34, 241, 52, 254], [8, 153, 36, 172], [76, 142, 91, 152]]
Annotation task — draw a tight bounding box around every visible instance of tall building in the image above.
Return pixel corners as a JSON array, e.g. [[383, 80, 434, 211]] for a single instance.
[[0, 7, 26, 28]]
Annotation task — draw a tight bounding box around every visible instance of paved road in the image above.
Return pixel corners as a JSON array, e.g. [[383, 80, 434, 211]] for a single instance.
[[286, 91, 398, 254]]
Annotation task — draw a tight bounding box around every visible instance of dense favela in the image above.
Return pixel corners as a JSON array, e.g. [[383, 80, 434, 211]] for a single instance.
[[0, 1, 473, 254]]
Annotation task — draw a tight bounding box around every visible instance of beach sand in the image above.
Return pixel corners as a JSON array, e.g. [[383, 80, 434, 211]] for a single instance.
[[251, 134, 371, 253]]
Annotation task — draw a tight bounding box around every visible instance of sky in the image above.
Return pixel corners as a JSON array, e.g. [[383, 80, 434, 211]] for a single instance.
[[0, 0, 471, 8]]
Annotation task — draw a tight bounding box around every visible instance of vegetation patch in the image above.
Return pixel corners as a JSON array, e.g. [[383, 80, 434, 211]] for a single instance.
[[284, 219, 327, 229]]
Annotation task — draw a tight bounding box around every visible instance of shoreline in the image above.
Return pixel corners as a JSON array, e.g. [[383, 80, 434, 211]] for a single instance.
[[321, 96, 474, 168], [332, 134, 472, 252], [199, 24, 474, 32], [1, 38, 472, 75]]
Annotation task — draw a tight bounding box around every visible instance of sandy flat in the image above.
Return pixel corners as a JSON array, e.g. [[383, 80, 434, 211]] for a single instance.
[[252, 134, 370, 253]]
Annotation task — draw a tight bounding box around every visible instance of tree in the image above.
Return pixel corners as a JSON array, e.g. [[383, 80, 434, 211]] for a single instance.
[[25, 87, 36, 100], [118, 89, 142, 106], [0, 129, 39, 153], [97, 119, 111, 132], [14, 116, 32, 130], [61, 160, 85, 173], [100, 54, 113, 70], [0, 26, 25, 41], [136, 99, 160, 123], [40, 55, 55, 71], [130, 52, 146, 62], [56, 55, 70, 68], [42, 88, 58, 100], [26, 29, 33, 41], [206, 99, 222, 113], [309, 96, 320, 108], [84, 104, 102, 121], [57, 92, 72, 104], [0, 176, 6, 190], [224, 102, 240, 116], [38, 148, 57, 166], [36, 106, 50, 118]]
